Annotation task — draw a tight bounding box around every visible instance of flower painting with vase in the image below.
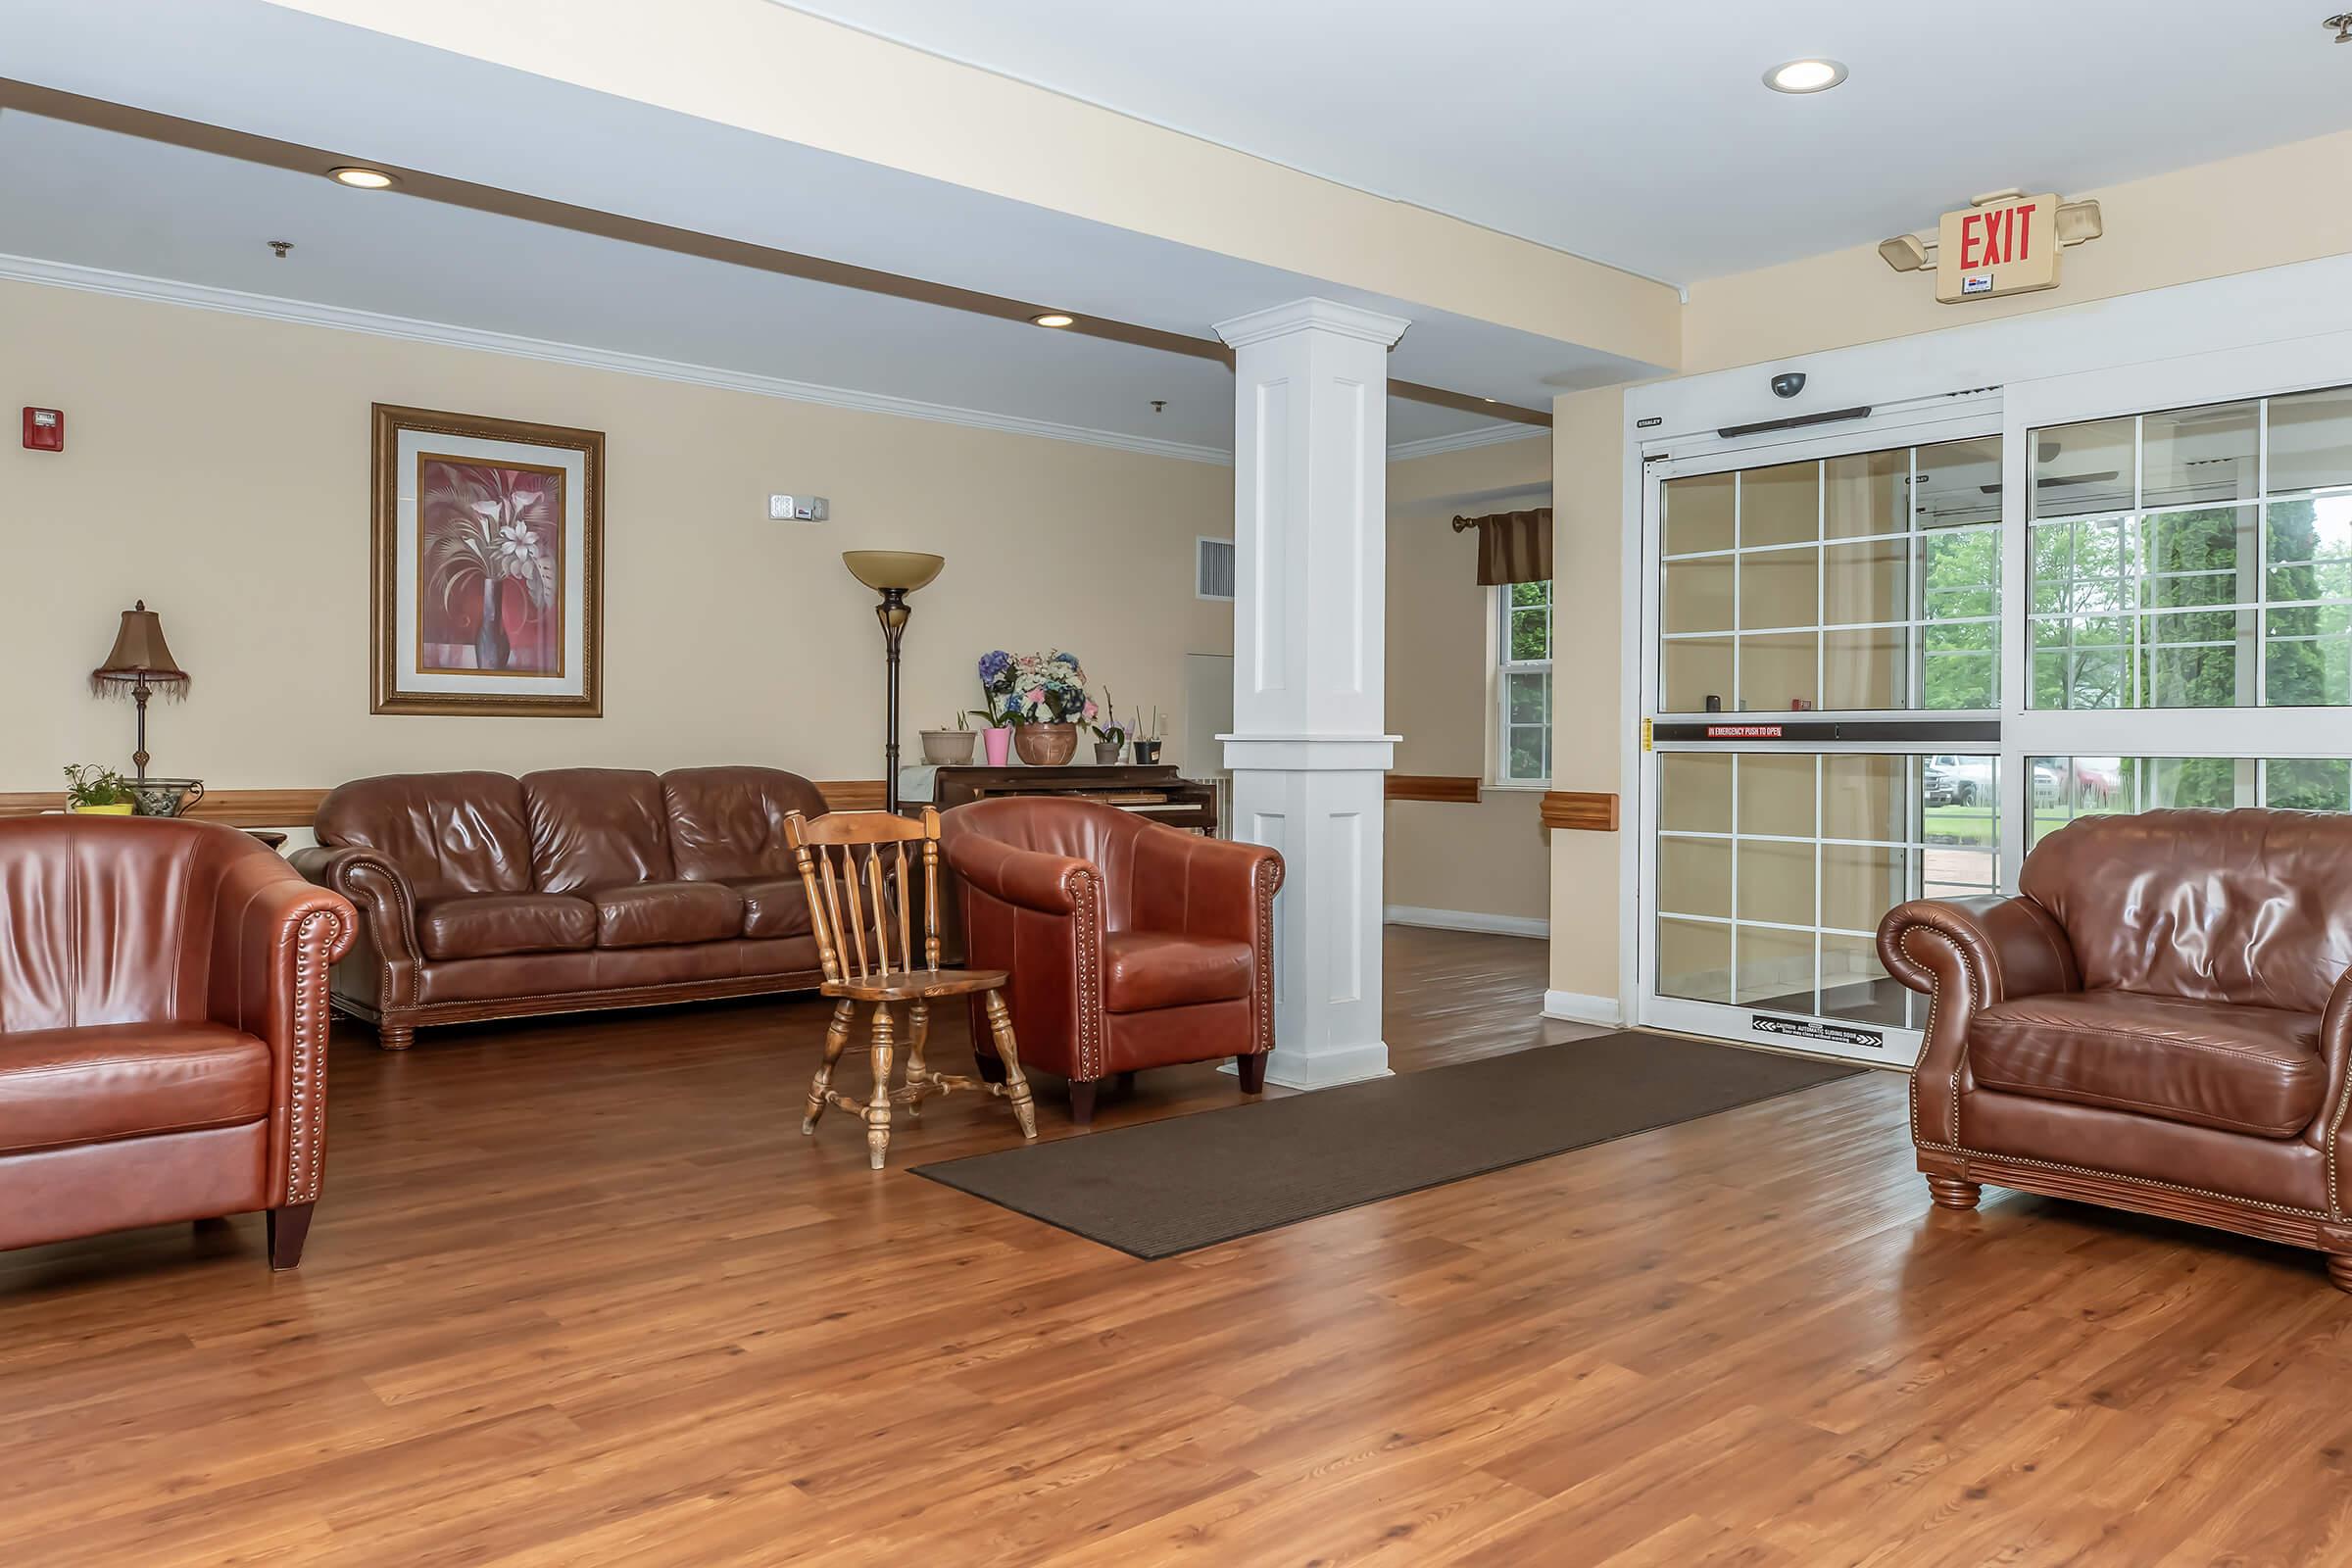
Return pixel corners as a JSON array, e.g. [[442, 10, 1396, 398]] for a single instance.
[[371, 404, 604, 716], [975, 649, 1094, 765]]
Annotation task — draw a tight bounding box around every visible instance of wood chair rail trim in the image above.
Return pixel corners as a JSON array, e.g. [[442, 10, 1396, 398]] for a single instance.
[[1386, 775, 1483, 805], [1540, 791, 1620, 831]]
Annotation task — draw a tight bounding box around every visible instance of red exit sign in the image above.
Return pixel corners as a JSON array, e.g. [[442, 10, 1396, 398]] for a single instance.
[[1936, 191, 2059, 303]]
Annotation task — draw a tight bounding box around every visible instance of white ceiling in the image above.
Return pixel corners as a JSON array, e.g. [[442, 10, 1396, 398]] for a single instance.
[[0, 0, 1667, 459], [778, 0, 2352, 285]]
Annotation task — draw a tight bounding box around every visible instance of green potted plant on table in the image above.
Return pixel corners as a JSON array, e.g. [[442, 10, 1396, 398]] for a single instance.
[[1089, 687, 1129, 764], [63, 763, 135, 815]]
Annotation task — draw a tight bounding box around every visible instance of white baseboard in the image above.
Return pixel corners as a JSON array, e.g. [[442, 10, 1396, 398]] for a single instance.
[[1543, 989, 1626, 1027], [1384, 905, 1548, 939]]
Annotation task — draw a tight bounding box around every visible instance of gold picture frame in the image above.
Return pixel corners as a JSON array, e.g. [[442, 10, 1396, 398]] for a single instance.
[[369, 403, 605, 716]]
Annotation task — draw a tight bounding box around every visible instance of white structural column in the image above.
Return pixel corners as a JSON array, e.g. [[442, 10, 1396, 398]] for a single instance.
[[1213, 298, 1407, 1089]]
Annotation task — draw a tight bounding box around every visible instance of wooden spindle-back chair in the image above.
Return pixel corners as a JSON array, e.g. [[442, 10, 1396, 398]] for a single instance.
[[783, 808, 1036, 1168]]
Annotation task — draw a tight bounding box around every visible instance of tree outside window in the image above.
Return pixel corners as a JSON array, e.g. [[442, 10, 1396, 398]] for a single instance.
[[1497, 579, 1552, 784]]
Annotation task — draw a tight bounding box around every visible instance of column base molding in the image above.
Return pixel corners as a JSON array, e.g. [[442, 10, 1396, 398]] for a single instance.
[[1220, 1043, 1394, 1091]]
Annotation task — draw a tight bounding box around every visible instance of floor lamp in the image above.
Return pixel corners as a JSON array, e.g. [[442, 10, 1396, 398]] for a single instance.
[[842, 551, 945, 815]]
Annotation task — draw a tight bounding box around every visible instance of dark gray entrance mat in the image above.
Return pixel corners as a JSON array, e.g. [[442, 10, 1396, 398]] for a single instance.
[[909, 1031, 1863, 1258]]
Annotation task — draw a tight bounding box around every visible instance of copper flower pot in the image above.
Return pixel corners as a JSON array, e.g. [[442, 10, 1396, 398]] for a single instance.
[[1014, 722, 1078, 766]]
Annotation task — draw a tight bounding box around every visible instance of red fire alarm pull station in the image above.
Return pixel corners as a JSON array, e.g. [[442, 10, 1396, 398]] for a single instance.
[[23, 408, 63, 452]]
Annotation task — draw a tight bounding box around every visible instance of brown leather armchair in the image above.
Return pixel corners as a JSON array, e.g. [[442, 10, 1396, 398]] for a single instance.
[[941, 798, 1282, 1124], [1880, 808, 2352, 1289], [0, 816, 355, 1269]]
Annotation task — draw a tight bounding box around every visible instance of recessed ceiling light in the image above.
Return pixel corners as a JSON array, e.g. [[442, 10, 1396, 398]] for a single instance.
[[329, 166, 397, 189], [1029, 312, 1076, 328], [1764, 58, 1847, 94]]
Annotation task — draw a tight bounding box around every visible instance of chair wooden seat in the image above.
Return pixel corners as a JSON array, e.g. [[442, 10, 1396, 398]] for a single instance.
[[786, 807, 1037, 1168], [821, 967, 1009, 1004]]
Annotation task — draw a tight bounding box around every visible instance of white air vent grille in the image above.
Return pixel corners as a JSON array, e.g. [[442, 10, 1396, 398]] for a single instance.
[[1196, 536, 1236, 601]]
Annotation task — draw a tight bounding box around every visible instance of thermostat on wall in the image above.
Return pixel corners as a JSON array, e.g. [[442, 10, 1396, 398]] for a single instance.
[[768, 494, 828, 522]]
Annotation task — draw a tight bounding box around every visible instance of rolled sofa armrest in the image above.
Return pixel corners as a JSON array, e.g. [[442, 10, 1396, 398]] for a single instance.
[[203, 847, 356, 1210], [291, 845, 425, 1028], [943, 832, 1100, 917], [1879, 894, 2078, 1149], [1131, 828, 1284, 946]]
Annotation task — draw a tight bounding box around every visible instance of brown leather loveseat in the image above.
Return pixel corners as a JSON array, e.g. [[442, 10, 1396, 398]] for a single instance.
[[0, 815, 354, 1269], [941, 797, 1282, 1124], [1880, 808, 2352, 1290], [293, 766, 829, 1048]]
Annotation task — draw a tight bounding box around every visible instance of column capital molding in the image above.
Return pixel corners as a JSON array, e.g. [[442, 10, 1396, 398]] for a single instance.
[[1213, 296, 1410, 352]]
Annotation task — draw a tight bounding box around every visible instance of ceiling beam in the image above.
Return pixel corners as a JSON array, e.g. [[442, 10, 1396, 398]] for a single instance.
[[0, 78, 1551, 429]]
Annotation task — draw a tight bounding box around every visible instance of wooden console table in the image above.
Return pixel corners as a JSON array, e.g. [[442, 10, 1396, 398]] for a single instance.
[[923, 763, 1217, 836]]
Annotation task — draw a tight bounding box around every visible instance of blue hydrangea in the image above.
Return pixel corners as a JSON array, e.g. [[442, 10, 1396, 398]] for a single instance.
[[977, 649, 1012, 687]]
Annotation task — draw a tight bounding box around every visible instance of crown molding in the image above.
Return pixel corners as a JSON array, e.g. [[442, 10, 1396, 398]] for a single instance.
[[1388, 423, 1548, 462], [0, 253, 1236, 466], [1213, 295, 1411, 351]]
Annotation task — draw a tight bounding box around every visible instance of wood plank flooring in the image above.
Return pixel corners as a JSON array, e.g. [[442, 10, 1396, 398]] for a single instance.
[[3, 927, 2348, 1565]]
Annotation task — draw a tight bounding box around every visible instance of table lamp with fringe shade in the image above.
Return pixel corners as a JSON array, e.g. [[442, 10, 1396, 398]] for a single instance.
[[841, 551, 945, 814]]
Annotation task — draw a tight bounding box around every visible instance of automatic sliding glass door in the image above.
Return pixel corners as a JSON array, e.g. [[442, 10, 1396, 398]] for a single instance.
[[1638, 417, 2003, 1063]]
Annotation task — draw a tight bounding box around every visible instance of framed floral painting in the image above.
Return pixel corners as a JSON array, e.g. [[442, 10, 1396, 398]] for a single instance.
[[369, 404, 604, 715]]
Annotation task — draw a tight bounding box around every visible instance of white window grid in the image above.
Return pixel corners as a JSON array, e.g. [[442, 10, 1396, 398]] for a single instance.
[[1658, 445, 2002, 715], [2028, 754, 2352, 852], [2026, 388, 2352, 710], [1496, 580, 1553, 785], [1651, 752, 2003, 1026]]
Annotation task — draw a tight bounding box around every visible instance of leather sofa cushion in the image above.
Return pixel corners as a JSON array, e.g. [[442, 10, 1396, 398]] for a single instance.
[[663, 767, 826, 882], [1972, 990, 2326, 1139], [591, 881, 744, 949], [0, 1022, 272, 1154], [726, 876, 814, 940], [1103, 932, 1251, 1013], [416, 892, 597, 960], [313, 771, 535, 899], [523, 769, 676, 894]]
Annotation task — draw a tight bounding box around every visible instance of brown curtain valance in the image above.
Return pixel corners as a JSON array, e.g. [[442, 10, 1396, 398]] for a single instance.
[[1453, 508, 1553, 586]]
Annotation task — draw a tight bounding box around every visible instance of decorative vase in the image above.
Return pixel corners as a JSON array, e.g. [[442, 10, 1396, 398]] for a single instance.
[[1015, 722, 1079, 766], [981, 725, 1013, 766], [475, 576, 510, 670], [1093, 741, 1123, 764], [127, 777, 206, 817], [920, 730, 977, 765]]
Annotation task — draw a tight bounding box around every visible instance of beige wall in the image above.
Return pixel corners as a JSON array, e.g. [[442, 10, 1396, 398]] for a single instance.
[[1684, 127, 2352, 375], [1383, 436, 1551, 925], [0, 279, 1232, 795], [1546, 388, 1625, 1000]]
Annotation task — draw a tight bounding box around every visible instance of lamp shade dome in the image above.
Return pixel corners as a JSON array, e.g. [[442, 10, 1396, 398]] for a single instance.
[[841, 551, 945, 593]]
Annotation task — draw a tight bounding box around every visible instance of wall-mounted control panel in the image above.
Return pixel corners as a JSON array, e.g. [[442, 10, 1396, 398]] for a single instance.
[[768, 494, 828, 522]]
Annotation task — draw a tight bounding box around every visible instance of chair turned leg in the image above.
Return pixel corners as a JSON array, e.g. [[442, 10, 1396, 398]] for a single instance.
[[2328, 1254, 2352, 1295], [982, 989, 1037, 1141], [805, 999, 856, 1134], [1926, 1175, 1983, 1210], [1237, 1054, 1268, 1094], [904, 1001, 931, 1122], [864, 1003, 897, 1171], [267, 1203, 314, 1271], [1069, 1079, 1099, 1128], [376, 1022, 414, 1052]]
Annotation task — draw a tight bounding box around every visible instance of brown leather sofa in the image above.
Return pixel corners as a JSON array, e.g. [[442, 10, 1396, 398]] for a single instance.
[[292, 766, 828, 1048], [940, 797, 1282, 1124], [0, 816, 354, 1269], [1880, 808, 2352, 1289]]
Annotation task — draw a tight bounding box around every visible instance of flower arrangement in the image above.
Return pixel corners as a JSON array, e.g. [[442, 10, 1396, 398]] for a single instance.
[[972, 650, 1098, 727]]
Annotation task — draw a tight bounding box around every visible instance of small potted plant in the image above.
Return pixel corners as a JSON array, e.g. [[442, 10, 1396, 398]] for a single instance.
[[1089, 687, 1128, 764], [63, 762, 135, 815], [920, 710, 977, 766]]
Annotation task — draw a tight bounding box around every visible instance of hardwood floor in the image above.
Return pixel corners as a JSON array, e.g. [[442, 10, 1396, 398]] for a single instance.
[[4, 927, 2349, 1565]]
